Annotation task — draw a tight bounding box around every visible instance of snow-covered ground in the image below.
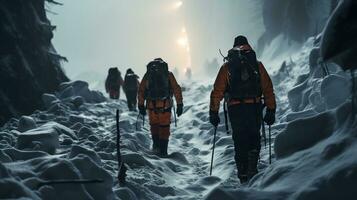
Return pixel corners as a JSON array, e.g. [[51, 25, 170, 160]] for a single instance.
[[1, 37, 356, 199]]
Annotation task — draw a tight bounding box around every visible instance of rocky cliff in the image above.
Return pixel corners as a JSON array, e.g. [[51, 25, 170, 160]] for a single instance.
[[0, 0, 68, 125]]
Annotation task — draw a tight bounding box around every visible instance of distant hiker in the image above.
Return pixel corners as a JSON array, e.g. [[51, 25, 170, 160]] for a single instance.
[[138, 58, 183, 157], [123, 68, 140, 111], [209, 36, 276, 183], [105, 67, 124, 99], [185, 68, 192, 80]]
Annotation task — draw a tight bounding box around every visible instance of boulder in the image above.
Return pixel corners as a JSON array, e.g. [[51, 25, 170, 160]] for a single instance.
[[17, 116, 36, 132]]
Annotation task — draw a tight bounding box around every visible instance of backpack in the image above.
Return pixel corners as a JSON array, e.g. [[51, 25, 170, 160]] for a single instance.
[[124, 74, 138, 91], [145, 59, 171, 100], [107, 68, 121, 90], [226, 47, 262, 100]]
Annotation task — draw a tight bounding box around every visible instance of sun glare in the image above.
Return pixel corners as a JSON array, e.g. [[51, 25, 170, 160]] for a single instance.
[[173, 1, 183, 10]]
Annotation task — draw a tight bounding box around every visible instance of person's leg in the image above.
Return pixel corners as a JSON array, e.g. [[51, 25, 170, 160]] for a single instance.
[[246, 104, 262, 179], [125, 93, 132, 110], [133, 90, 138, 111], [129, 91, 137, 111], [158, 111, 171, 157], [229, 105, 250, 183], [148, 110, 160, 153]]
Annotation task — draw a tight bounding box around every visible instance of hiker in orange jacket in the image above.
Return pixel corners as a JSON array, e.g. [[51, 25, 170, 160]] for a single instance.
[[138, 58, 183, 157], [209, 36, 276, 183]]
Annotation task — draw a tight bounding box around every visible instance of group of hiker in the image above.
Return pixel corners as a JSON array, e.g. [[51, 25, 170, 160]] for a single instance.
[[105, 68, 140, 111], [106, 35, 276, 184]]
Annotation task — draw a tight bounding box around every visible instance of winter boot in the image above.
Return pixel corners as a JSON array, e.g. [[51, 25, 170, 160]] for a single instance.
[[159, 139, 169, 157], [152, 134, 160, 153], [247, 149, 259, 180], [237, 162, 248, 183]]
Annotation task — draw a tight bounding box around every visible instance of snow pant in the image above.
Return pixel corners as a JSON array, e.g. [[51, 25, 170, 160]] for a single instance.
[[125, 90, 137, 111], [228, 103, 262, 181], [109, 89, 120, 99], [148, 109, 171, 156]]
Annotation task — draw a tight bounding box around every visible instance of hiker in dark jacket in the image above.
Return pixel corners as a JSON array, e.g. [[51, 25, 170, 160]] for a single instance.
[[123, 68, 140, 111], [209, 36, 276, 183], [105, 67, 124, 99]]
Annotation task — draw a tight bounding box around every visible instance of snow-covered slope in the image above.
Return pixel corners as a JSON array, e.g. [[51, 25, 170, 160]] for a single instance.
[[1, 35, 356, 199]]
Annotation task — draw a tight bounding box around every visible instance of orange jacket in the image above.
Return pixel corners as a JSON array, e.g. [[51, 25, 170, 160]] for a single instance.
[[210, 62, 276, 112], [138, 72, 183, 109]]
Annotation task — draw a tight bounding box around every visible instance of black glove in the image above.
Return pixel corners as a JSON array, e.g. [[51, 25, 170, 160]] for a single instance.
[[264, 109, 275, 125], [138, 105, 146, 116], [209, 110, 220, 127], [176, 104, 183, 117]]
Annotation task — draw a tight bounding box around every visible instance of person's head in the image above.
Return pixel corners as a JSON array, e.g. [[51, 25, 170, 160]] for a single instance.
[[126, 68, 134, 74], [154, 58, 164, 62], [108, 67, 119, 76], [233, 35, 249, 47]]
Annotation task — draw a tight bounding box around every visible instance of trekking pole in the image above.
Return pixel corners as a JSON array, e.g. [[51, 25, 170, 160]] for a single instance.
[[173, 105, 177, 127], [261, 105, 267, 148], [269, 125, 272, 164], [36, 179, 104, 188], [116, 109, 127, 185], [209, 126, 218, 176], [142, 115, 145, 127], [262, 122, 266, 148], [136, 113, 140, 131], [223, 101, 230, 134], [351, 69, 356, 121]]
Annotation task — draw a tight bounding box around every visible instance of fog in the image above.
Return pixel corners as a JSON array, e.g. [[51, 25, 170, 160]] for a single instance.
[[48, 0, 265, 84]]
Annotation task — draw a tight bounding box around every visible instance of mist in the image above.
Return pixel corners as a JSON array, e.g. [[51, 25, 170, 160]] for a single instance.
[[48, 0, 265, 85]]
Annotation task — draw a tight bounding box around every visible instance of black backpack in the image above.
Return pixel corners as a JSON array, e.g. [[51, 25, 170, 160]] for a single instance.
[[145, 59, 171, 100], [226, 48, 262, 99], [124, 74, 138, 91]]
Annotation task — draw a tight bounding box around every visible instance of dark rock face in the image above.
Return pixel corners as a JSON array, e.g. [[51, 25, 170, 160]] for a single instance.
[[258, 0, 337, 54], [320, 0, 357, 70], [0, 0, 68, 125]]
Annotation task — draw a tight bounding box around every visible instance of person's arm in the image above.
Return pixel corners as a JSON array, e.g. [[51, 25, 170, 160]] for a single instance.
[[259, 62, 276, 110], [138, 76, 147, 107], [119, 75, 124, 86], [169, 73, 183, 104], [105, 78, 109, 93], [210, 64, 229, 112]]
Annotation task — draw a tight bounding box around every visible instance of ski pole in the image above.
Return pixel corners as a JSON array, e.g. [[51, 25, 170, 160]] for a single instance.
[[223, 101, 230, 134], [209, 126, 218, 176], [269, 125, 272, 164]]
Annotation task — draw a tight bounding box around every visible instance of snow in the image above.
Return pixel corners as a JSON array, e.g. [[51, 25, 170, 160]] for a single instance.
[[18, 116, 37, 133], [1, 36, 356, 200]]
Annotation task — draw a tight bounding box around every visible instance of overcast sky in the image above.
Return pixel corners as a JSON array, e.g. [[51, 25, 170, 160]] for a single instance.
[[48, 0, 264, 84]]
